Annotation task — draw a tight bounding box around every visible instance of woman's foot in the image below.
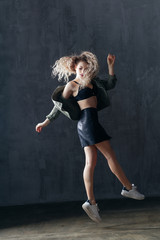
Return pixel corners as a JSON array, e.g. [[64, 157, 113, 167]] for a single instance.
[[121, 184, 145, 200], [82, 200, 101, 223]]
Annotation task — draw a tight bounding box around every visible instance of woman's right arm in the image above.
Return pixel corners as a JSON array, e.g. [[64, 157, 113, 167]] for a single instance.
[[35, 106, 61, 133], [35, 118, 50, 133], [35, 82, 74, 133], [62, 81, 75, 99]]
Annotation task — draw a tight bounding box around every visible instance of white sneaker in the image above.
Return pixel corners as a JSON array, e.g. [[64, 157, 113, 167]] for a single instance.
[[121, 184, 145, 200], [82, 200, 102, 223]]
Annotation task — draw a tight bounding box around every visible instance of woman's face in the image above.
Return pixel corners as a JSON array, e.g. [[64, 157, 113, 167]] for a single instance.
[[75, 61, 88, 80]]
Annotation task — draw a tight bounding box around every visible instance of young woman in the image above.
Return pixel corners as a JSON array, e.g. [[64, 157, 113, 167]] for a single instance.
[[36, 51, 144, 223]]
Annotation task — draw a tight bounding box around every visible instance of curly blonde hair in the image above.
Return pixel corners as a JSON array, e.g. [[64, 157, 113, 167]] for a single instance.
[[51, 51, 99, 87]]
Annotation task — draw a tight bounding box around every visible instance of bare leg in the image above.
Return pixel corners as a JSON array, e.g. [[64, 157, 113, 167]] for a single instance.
[[95, 140, 132, 190], [83, 145, 97, 205]]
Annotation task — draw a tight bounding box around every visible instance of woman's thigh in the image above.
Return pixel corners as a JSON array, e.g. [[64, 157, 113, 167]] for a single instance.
[[84, 145, 98, 166], [95, 140, 116, 160]]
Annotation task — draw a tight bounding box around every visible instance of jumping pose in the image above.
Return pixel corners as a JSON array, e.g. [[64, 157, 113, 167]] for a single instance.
[[36, 51, 144, 223]]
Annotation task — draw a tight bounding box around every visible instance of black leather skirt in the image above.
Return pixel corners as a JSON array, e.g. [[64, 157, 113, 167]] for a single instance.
[[77, 107, 111, 148]]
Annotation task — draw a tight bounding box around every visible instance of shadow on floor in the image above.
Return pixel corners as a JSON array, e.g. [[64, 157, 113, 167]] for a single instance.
[[0, 197, 159, 229]]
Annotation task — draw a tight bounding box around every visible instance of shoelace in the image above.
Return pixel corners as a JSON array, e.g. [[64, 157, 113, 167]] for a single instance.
[[87, 200, 100, 212], [132, 184, 137, 190]]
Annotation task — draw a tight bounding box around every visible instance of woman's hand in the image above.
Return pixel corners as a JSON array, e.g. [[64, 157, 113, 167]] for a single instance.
[[35, 119, 50, 133], [107, 54, 115, 67], [107, 54, 115, 75], [36, 123, 44, 133]]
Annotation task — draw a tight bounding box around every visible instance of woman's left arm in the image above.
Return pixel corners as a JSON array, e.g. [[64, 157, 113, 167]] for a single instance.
[[96, 54, 117, 90], [107, 54, 115, 76]]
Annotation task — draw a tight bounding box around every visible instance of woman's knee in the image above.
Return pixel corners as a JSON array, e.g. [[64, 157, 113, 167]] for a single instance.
[[85, 158, 97, 169]]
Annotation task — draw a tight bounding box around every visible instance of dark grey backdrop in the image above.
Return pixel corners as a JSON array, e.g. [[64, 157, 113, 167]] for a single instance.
[[1, 0, 160, 206]]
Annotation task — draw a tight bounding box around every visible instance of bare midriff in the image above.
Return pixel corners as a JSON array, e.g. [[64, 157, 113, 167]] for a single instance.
[[76, 96, 97, 110]]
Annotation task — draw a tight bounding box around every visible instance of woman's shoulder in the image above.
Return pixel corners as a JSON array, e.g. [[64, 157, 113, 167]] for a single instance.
[[65, 79, 77, 88], [64, 80, 79, 94]]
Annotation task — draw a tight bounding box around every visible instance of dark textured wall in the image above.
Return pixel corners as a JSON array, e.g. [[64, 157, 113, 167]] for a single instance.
[[0, 0, 160, 206]]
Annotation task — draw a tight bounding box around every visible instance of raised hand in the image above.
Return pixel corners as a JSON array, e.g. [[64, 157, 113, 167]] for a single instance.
[[107, 54, 115, 67]]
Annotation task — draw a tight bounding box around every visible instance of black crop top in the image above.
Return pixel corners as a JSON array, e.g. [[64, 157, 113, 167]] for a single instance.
[[73, 81, 96, 101]]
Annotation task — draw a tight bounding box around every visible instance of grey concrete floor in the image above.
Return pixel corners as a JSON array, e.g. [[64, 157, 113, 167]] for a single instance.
[[0, 198, 160, 240]]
